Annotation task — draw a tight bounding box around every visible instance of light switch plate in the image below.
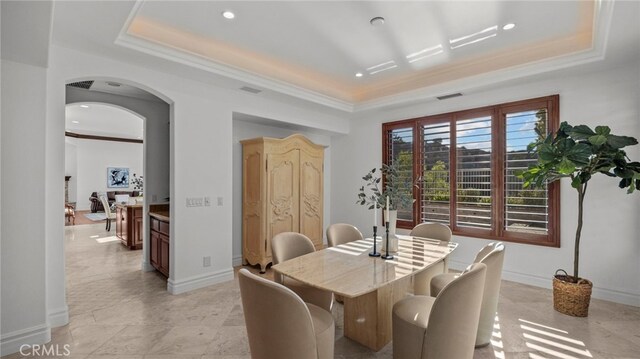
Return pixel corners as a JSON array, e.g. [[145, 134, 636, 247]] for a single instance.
[[217, 197, 223, 206]]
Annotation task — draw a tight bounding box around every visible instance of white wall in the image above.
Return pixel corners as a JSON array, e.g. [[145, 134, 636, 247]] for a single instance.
[[66, 137, 143, 211], [1, 59, 50, 354], [232, 119, 333, 266], [332, 61, 640, 306]]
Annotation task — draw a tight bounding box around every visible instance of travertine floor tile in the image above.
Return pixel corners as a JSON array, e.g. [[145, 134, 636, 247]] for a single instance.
[[4, 223, 638, 359]]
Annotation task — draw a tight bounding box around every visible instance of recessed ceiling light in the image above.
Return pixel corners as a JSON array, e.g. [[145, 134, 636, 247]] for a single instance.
[[72, 120, 80, 124], [222, 10, 235, 19], [370, 17, 385, 26], [355, 72, 363, 78], [80, 105, 89, 108], [503, 23, 516, 30]]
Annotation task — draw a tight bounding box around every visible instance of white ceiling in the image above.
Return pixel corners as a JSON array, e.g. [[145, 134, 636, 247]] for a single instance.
[[66, 103, 144, 140], [50, 1, 640, 113]]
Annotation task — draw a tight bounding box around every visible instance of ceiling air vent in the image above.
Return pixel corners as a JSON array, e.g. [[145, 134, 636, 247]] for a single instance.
[[437, 93, 463, 100], [240, 86, 262, 94], [66, 80, 94, 89]]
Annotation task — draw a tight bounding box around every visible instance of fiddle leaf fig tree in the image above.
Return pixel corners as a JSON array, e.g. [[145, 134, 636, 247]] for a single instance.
[[519, 121, 640, 283]]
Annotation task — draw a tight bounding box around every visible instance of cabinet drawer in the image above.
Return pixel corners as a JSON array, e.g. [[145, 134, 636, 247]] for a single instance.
[[150, 217, 160, 232], [158, 220, 170, 235]]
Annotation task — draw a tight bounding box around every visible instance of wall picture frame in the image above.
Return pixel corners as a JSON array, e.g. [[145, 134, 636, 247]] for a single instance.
[[107, 167, 129, 188]]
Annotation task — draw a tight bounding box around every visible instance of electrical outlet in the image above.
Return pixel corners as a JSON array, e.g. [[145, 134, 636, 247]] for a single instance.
[[204, 197, 211, 206], [217, 196, 223, 206], [203, 256, 211, 267]]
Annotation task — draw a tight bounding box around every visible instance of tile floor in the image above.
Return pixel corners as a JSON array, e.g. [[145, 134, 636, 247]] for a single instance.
[[4, 223, 639, 358]]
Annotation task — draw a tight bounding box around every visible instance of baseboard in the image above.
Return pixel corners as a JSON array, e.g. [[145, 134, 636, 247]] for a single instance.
[[141, 260, 155, 272], [48, 306, 69, 327], [232, 255, 243, 267], [448, 260, 640, 307], [0, 324, 50, 357], [167, 268, 234, 295]]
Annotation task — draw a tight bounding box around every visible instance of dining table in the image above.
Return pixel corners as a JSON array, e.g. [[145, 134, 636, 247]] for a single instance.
[[271, 234, 458, 351]]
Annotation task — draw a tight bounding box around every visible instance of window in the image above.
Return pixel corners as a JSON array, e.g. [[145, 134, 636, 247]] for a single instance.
[[382, 95, 560, 246]]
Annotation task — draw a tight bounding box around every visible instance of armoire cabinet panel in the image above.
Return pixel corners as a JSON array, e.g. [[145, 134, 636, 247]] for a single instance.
[[241, 134, 325, 273]]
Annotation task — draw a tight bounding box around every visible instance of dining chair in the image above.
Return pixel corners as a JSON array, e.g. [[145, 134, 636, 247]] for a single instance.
[[271, 232, 333, 312], [238, 268, 335, 359], [326, 223, 363, 247], [410, 222, 453, 295], [99, 195, 116, 231], [392, 263, 487, 359], [430, 242, 505, 347]]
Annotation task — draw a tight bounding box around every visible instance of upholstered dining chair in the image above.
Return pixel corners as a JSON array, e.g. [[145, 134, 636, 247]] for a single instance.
[[410, 222, 453, 296], [430, 242, 505, 347], [99, 195, 116, 231], [271, 232, 333, 312], [392, 263, 487, 359], [238, 268, 335, 359], [326, 223, 363, 247]]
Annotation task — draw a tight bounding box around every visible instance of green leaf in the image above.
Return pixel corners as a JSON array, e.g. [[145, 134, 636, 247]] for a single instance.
[[588, 134, 607, 146], [566, 143, 592, 166], [594, 126, 611, 136], [614, 167, 635, 178], [607, 135, 638, 149], [571, 176, 581, 188], [568, 125, 595, 140], [538, 144, 558, 163], [557, 158, 576, 175]]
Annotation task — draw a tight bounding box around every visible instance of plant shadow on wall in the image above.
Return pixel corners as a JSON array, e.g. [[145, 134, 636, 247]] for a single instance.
[[519, 121, 639, 317]]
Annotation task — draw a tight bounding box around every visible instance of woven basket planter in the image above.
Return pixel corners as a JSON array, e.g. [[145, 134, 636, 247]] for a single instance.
[[553, 270, 593, 317]]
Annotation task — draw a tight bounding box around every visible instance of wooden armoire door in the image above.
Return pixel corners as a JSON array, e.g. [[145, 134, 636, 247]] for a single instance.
[[266, 149, 300, 257], [299, 149, 324, 249], [242, 148, 264, 269]]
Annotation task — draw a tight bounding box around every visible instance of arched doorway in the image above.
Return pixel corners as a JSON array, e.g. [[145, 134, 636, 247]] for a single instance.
[[63, 78, 172, 301]]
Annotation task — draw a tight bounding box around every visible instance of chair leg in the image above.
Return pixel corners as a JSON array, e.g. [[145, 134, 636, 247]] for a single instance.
[[106, 219, 110, 231]]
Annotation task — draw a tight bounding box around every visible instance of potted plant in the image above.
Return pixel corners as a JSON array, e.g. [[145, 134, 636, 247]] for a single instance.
[[519, 121, 639, 316], [357, 163, 415, 237]]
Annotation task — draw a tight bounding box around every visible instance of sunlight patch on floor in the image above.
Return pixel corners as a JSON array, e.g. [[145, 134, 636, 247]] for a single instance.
[[519, 318, 592, 359]]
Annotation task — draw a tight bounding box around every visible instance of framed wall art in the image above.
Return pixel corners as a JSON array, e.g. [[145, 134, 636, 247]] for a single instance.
[[107, 167, 129, 188]]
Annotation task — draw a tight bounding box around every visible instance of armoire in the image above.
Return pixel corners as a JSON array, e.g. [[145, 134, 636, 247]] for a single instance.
[[241, 134, 325, 273]]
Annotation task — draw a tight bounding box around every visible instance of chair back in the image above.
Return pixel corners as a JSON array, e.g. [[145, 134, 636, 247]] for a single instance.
[[238, 269, 318, 359], [326, 223, 363, 247], [271, 232, 315, 283], [474, 242, 505, 346], [410, 223, 452, 242], [423, 263, 486, 359], [99, 195, 111, 216]]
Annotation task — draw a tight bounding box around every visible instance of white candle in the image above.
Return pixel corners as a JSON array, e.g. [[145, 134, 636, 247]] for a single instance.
[[385, 196, 390, 224], [374, 203, 377, 226]]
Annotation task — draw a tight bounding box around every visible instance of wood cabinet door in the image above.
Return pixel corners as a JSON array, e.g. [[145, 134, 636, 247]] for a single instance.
[[242, 149, 263, 265], [115, 207, 123, 238], [299, 149, 324, 249], [266, 149, 300, 258], [133, 217, 143, 247], [120, 207, 128, 242], [150, 230, 159, 267], [159, 233, 170, 276]]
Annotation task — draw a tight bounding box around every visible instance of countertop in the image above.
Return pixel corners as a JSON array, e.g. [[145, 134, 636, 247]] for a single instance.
[[115, 203, 143, 208], [149, 203, 170, 222], [149, 211, 170, 222]]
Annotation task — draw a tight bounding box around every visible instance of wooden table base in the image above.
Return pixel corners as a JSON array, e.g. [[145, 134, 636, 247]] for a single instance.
[[343, 276, 412, 351]]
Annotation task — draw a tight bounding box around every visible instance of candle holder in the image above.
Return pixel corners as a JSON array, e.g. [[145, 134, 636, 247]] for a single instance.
[[369, 225, 380, 257], [381, 221, 394, 260]]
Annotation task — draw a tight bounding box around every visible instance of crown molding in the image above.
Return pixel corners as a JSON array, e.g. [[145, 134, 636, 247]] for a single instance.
[[117, 0, 613, 114]]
